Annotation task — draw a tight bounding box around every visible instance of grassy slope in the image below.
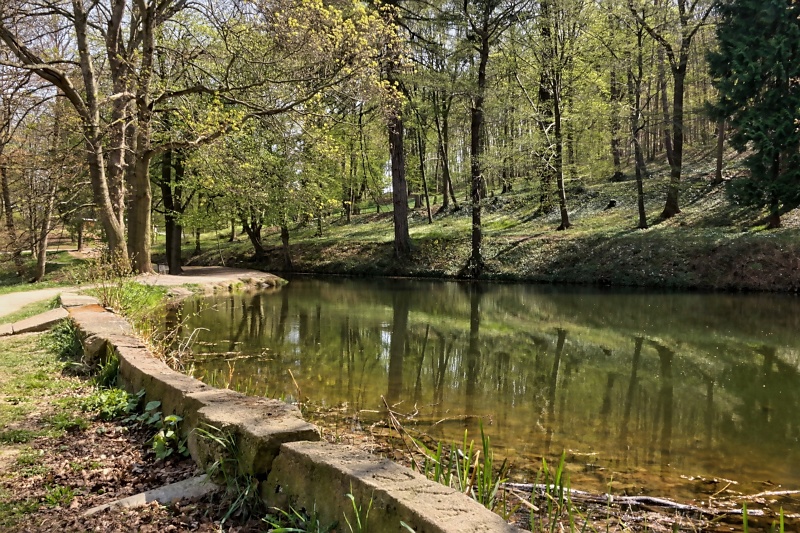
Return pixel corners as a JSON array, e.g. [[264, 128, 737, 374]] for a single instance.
[[165, 151, 800, 292], [0, 250, 86, 294]]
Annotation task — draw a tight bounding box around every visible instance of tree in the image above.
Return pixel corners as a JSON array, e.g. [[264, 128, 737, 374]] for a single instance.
[[708, 0, 800, 228], [628, 0, 714, 218], [1, 0, 391, 271], [459, 0, 529, 277]]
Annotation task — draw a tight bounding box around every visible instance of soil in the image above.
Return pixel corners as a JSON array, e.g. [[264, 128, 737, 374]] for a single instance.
[[0, 419, 266, 532]]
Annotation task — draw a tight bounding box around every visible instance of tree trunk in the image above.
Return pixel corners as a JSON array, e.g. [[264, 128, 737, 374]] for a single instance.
[[242, 216, 265, 259], [281, 225, 292, 270], [160, 149, 183, 275], [76, 219, 84, 252], [658, 48, 675, 168], [33, 180, 57, 282], [714, 119, 725, 185], [389, 110, 411, 258], [129, 152, 154, 272], [465, 28, 490, 278], [610, 70, 624, 180], [228, 219, 236, 242], [662, 63, 686, 218], [555, 84, 571, 231], [416, 128, 433, 224], [1, 164, 24, 276], [538, 0, 555, 212]]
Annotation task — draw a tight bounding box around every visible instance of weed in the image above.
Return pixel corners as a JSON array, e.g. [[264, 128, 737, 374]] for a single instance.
[[69, 459, 101, 472], [39, 320, 82, 362], [47, 412, 89, 432], [263, 505, 336, 532], [0, 496, 40, 527], [196, 424, 264, 523], [152, 414, 187, 460], [43, 484, 74, 507], [343, 487, 372, 533], [15, 448, 43, 466], [80, 388, 136, 421], [93, 351, 119, 388], [0, 429, 37, 444], [530, 452, 589, 533], [415, 423, 509, 512]]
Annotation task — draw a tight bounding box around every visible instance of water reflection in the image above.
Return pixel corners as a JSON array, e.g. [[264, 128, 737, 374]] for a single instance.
[[175, 278, 800, 504]]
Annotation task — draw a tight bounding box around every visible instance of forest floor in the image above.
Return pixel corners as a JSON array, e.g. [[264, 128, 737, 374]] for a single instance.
[[0, 331, 270, 532], [178, 150, 800, 292]]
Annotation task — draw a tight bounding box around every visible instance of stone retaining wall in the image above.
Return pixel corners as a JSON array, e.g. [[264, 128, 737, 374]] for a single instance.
[[64, 294, 518, 533]]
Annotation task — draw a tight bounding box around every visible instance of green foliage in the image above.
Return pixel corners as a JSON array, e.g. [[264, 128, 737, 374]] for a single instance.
[[46, 412, 89, 433], [0, 429, 36, 444], [92, 350, 120, 388], [709, 0, 800, 217], [80, 388, 138, 421], [415, 423, 509, 512], [39, 320, 82, 362], [343, 487, 372, 533], [124, 397, 188, 460], [152, 414, 187, 460], [263, 505, 336, 533], [43, 484, 74, 507], [196, 424, 263, 523], [530, 452, 586, 533]]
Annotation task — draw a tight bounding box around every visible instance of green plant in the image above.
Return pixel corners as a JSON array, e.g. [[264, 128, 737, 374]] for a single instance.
[[742, 504, 786, 533], [343, 487, 372, 533], [0, 429, 36, 444], [263, 505, 336, 533], [152, 414, 187, 459], [43, 484, 74, 507], [196, 424, 263, 523], [414, 423, 509, 512], [124, 398, 188, 460], [80, 388, 136, 421], [47, 412, 89, 432], [93, 351, 120, 387], [39, 320, 82, 362], [530, 452, 589, 533]]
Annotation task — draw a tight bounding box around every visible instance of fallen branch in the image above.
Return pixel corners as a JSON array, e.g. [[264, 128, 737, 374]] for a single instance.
[[501, 483, 765, 517]]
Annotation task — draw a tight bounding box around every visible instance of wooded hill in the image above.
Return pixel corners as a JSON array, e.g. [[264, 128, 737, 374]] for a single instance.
[[1, 0, 798, 286]]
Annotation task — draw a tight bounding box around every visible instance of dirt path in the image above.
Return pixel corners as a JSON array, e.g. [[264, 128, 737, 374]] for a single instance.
[[0, 266, 281, 320], [134, 266, 283, 288], [0, 288, 73, 318]]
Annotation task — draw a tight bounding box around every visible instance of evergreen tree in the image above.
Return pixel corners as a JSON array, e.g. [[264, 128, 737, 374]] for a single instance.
[[709, 0, 800, 228]]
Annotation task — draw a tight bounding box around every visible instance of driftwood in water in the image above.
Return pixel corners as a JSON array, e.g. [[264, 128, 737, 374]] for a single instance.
[[502, 482, 765, 518]]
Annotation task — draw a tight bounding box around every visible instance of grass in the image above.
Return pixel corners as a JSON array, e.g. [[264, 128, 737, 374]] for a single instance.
[[0, 250, 87, 294], [0, 297, 60, 325], [0, 331, 86, 451]]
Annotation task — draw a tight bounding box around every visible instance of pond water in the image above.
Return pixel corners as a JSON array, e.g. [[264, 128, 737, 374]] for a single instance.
[[171, 278, 800, 507]]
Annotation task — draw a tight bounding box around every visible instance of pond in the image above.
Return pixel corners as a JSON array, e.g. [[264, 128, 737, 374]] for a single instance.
[[169, 277, 800, 508]]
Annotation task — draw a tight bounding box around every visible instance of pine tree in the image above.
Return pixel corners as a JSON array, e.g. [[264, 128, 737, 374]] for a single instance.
[[708, 0, 800, 228]]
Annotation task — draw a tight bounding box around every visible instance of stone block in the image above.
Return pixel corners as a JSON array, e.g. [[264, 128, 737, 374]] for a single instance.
[[12, 307, 68, 334], [59, 293, 99, 308], [264, 441, 520, 533]]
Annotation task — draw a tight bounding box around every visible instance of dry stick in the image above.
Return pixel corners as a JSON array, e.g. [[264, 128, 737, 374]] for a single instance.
[[380, 395, 433, 472], [741, 489, 800, 501], [287, 369, 302, 401], [502, 483, 766, 518]]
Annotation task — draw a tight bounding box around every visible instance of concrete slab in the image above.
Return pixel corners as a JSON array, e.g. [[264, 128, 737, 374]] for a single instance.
[[12, 307, 69, 334], [60, 293, 100, 308], [0, 324, 13, 337], [83, 475, 216, 516], [265, 441, 521, 533]]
